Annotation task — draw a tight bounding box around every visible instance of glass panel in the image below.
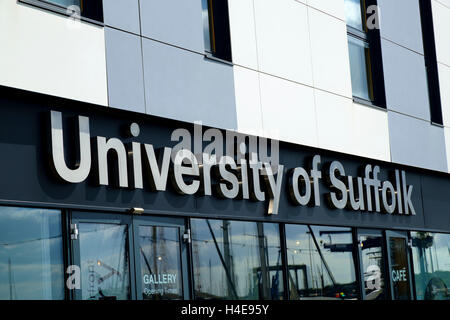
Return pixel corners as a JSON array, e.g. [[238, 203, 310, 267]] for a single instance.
[[201, 0, 212, 52], [360, 235, 387, 300], [0, 207, 64, 300], [344, 0, 364, 31], [138, 226, 183, 300], [411, 232, 450, 300], [348, 36, 373, 101], [43, 0, 81, 8], [388, 237, 411, 300], [78, 223, 130, 300], [191, 219, 284, 300], [286, 225, 358, 300]]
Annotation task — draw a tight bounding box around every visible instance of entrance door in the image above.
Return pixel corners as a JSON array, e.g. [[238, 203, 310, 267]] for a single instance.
[[70, 212, 189, 300], [386, 231, 414, 300], [357, 229, 388, 300], [133, 216, 189, 300]]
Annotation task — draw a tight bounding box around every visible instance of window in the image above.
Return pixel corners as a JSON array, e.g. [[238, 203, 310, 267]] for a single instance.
[[0, 206, 65, 300], [202, 0, 233, 62], [20, 0, 103, 23], [285, 225, 359, 300], [419, 0, 444, 125], [77, 223, 131, 300], [345, 0, 386, 107], [411, 232, 450, 300], [191, 219, 283, 300]]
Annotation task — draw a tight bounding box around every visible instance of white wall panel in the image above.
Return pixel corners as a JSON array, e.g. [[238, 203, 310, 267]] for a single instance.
[[437, 0, 450, 8], [353, 103, 391, 161], [316, 91, 391, 161], [259, 74, 317, 146], [307, 0, 346, 20], [439, 63, 450, 127], [432, 0, 450, 66], [234, 66, 263, 136], [308, 8, 352, 98], [315, 90, 355, 154], [254, 0, 313, 86], [228, 0, 259, 70], [0, 0, 108, 106]]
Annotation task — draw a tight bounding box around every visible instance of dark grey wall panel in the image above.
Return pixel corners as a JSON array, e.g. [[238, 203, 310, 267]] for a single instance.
[[1, 85, 449, 232], [105, 27, 146, 114], [139, 0, 204, 53], [388, 111, 448, 172], [382, 39, 431, 121], [103, 0, 141, 34], [378, 0, 424, 54], [142, 39, 237, 130], [421, 174, 450, 231]]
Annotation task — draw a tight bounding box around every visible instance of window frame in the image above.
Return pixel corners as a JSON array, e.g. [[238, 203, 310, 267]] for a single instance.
[[0, 204, 67, 300], [419, 0, 444, 126], [18, 0, 104, 25], [201, 0, 233, 63], [346, 0, 387, 109]]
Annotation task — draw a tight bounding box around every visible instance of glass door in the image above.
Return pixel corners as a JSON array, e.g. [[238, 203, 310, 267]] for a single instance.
[[133, 216, 189, 300], [386, 230, 414, 300], [70, 212, 189, 300], [71, 212, 134, 300], [357, 229, 388, 300]]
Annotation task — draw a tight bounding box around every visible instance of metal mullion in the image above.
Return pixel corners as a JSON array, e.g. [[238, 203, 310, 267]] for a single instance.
[[347, 26, 369, 42], [279, 223, 290, 301]]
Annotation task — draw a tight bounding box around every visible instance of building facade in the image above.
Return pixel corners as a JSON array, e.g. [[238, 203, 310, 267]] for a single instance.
[[0, 0, 449, 300]]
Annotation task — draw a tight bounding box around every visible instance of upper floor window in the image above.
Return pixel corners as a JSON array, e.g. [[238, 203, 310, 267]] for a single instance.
[[21, 0, 103, 23], [345, 0, 386, 108], [202, 0, 233, 63], [419, 0, 444, 125]]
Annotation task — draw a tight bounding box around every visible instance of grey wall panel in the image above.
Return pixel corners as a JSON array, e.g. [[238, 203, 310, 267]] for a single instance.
[[105, 27, 146, 114], [142, 39, 237, 130], [103, 0, 141, 34], [382, 39, 431, 121], [378, 0, 424, 54], [388, 111, 448, 172], [139, 0, 205, 53]]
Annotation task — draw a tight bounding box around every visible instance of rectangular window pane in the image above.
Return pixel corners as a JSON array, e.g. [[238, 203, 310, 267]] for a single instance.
[[388, 237, 411, 300], [138, 226, 183, 300], [78, 223, 130, 300], [348, 36, 373, 101], [286, 225, 358, 300], [191, 219, 283, 300], [345, 0, 364, 31], [360, 234, 387, 300], [411, 232, 450, 300], [0, 207, 64, 300], [201, 0, 212, 53]]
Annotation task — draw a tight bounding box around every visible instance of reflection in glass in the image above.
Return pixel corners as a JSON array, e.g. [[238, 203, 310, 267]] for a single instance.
[[286, 225, 358, 300], [191, 219, 283, 300], [388, 237, 411, 300], [0, 207, 64, 300], [138, 226, 183, 300], [348, 36, 373, 101], [344, 0, 364, 31], [78, 223, 130, 300], [201, 0, 212, 53], [44, 0, 81, 8], [411, 232, 450, 300], [360, 235, 386, 300]]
